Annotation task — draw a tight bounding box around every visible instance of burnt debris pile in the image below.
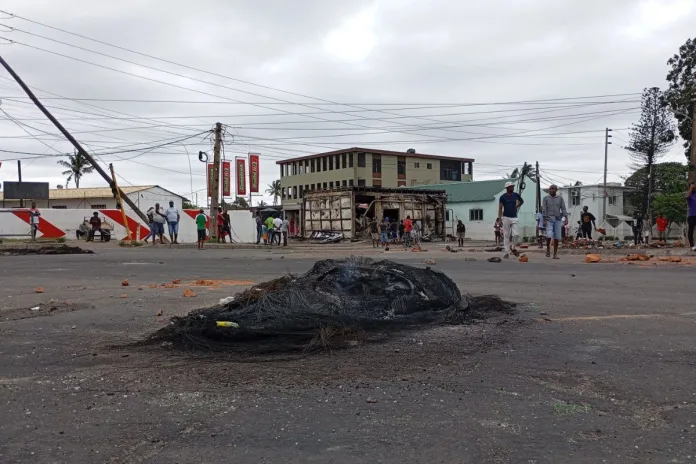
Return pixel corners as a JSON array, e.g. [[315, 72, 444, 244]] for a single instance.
[[2, 245, 94, 256], [150, 257, 513, 353]]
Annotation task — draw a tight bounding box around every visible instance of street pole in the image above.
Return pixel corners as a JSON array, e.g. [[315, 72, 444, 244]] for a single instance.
[[109, 163, 132, 241], [17, 160, 23, 208], [690, 101, 696, 184], [210, 122, 222, 241], [602, 128, 612, 223], [0, 55, 149, 224]]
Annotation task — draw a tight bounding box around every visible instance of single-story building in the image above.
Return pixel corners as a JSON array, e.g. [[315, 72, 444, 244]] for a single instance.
[[414, 178, 538, 240], [0, 185, 187, 215], [302, 186, 447, 239]]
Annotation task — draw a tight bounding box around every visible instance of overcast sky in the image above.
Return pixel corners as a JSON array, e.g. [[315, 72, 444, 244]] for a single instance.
[[0, 0, 694, 204]]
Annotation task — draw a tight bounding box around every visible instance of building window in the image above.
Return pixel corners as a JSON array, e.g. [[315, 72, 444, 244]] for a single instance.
[[335, 155, 340, 169], [316, 158, 321, 173], [329, 156, 334, 170], [281, 187, 286, 199], [322, 157, 327, 171], [305, 185, 309, 195], [397, 180, 406, 187], [570, 189, 580, 206], [414, 162, 420, 168], [469, 209, 483, 221], [329, 181, 334, 188], [51, 205, 67, 209], [358, 153, 366, 167], [349, 179, 354, 186], [373, 179, 382, 187], [397, 157, 406, 175], [293, 186, 298, 199], [358, 179, 366, 187], [299, 185, 303, 198], [91, 204, 107, 209], [440, 159, 461, 181], [427, 163, 432, 169], [323, 182, 328, 189], [608, 195, 618, 206], [446, 211, 450, 221], [342, 180, 347, 187], [311, 159, 315, 173], [372, 155, 381, 174], [349, 153, 354, 168]]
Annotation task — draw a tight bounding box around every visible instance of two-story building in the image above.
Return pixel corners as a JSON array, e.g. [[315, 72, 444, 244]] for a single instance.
[[558, 182, 635, 238]]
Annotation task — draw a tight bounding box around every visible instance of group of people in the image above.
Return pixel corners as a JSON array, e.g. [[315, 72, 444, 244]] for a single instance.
[[76, 211, 111, 242], [369, 215, 419, 249], [255, 213, 290, 246], [144, 201, 181, 245]]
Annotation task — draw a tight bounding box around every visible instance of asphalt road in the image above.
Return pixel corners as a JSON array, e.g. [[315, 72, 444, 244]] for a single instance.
[[0, 247, 695, 463]]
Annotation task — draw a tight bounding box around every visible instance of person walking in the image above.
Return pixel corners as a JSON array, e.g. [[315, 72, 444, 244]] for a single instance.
[[164, 201, 180, 244], [493, 218, 502, 245], [580, 206, 596, 240], [498, 181, 524, 259], [542, 184, 567, 259], [403, 215, 413, 248], [456, 220, 466, 247], [687, 183, 696, 251], [151, 203, 167, 246], [194, 208, 207, 249], [28, 201, 41, 241], [255, 213, 262, 244], [656, 214, 668, 241]]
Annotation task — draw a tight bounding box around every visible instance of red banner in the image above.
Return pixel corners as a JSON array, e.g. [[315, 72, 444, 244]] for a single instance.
[[249, 153, 260, 193], [206, 163, 215, 198], [221, 161, 231, 197], [236, 158, 247, 196]]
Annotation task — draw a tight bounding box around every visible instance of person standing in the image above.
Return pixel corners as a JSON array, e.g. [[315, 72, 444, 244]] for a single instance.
[[87, 211, 102, 241], [281, 216, 290, 246], [255, 213, 262, 244], [216, 207, 225, 243], [656, 214, 668, 241], [542, 184, 567, 259], [28, 201, 41, 241], [265, 215, 275, 245], [143, 206, 155, 243], [632, 212, 644, 246], [369, 217, 379, 248], [493, 218, 502, 245], [398, 220, 405, 245], [687, 183, 696, 251], [194, 208, 207, 249], [456, 220, 466, 247], [579, 206, 596, 239], [272, 215, 283, 246], [498, 182, 524, 259], [379, 217, 389, 248], [151, 203, 167, 246], [222, 210, 232, 243], [164, 201, 180, 244], [403, 215, 413, 248], [389, 219, 398, 244], [642, 214, 652, 245]]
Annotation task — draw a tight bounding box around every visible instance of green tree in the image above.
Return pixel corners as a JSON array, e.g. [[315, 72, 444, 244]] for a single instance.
[[504, 163, 536, 180], [652, 193, 685, 233], [664, 37, 695, 159], [624, 162, 687, 214], [624, 87, 676, 214], [224, 197, 249, 210], [57, 150, 94, 188], [266, 180, 281, 205]]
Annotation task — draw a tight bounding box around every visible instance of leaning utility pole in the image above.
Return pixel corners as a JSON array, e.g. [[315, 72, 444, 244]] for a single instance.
[[535, 161, 541, 213], [209, 122, 223, 241], [602, 128, 612, 222], [0, 55, 149, 224]]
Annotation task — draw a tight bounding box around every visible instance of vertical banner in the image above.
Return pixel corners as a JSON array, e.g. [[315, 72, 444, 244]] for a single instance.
[[249, 153, 260, 193], [206, 163, 215, 197], [236, 157, 247, 196], [221, 161, 231, 197]]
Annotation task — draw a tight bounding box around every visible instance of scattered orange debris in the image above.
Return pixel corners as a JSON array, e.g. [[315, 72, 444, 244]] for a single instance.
[[519, 254, 528, 262], [172, 279, 181, 284], [597, 227, 607, 235], [148, 284, 158, 289], [519, 245, 529, 249], [659, 256, 682, 263], [195, 279, 216, 286], [585, 254, 601, 263], [192, 279, 255, 287], [34, 287, 44, 294], [162, 283, 176, 289], [120, 294, 128, 299], [182, 289, 197, 298], [121, 279, 129, 287], [156, 309, 163, 316]]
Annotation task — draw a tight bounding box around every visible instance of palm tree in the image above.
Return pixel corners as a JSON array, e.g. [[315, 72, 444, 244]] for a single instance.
[[266, 180, 281, 205], [257, 200, 268, 208], [57, 151, 94, 188]]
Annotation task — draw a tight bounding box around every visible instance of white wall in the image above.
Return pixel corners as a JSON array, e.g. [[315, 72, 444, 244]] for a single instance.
[[446, 186, 538, 240], [560, 185, 632, 238]]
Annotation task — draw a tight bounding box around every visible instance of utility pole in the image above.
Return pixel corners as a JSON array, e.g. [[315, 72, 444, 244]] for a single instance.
[[0, 55, 149, 224], [602, 128, 612, 222], [109, 163, 132, 241], [17, 160, 23, 208], [690, 101, 696, 184], [535, 161, 541, 214], [210, 122, 222, 241]]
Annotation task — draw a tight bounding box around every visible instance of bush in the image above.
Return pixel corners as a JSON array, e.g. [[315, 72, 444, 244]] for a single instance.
[[56, 237, 67, 243]]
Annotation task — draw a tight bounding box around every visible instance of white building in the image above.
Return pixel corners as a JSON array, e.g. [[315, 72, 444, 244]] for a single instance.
[[0, 185, 186, 215], [558, 182, 634, 238], [415, 178, 538, 240]]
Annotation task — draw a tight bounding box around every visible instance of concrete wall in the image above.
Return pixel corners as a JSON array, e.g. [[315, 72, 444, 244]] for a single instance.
[[0, 208, 256, 243], [446, 186, 538, 240]]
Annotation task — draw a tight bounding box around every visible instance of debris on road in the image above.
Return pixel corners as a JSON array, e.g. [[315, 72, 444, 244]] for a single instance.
[[182, 289, 197, 298], [149, 257, 514, 353], [584, 254, 601, 263], [424, 259, 437, 265], [156, 310, 163, 316], [488, 257, 502, 263], [0, 245, 94, 256], [172, 279, 181, 284], [120, 294, 128, 299], [121, 280, 129, 287], [34, 287, 44, 293], [519, 254, 528, 263], [659, 256, 682, 263]]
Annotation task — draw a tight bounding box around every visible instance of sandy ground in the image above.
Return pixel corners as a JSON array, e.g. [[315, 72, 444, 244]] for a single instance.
[[1, 246, 695, 463]]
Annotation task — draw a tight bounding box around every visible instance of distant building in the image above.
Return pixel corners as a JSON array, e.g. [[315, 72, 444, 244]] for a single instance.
[[414, 178, 537, 240], [0, 185, 187, 213], [557, 182, 634, 237]]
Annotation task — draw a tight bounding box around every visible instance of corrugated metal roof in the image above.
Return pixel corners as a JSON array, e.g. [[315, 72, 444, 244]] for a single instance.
[[413, 178, 522, 203], [0, 185, 154, 201]]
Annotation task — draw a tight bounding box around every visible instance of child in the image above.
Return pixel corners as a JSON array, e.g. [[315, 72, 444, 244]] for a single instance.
[[494, 218, 502, 245], [194, 208, 207, 249]]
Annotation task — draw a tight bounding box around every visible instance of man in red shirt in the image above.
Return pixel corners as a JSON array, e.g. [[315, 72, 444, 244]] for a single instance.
[[403, 215, 413, 248], [655, 214, 668, 241]]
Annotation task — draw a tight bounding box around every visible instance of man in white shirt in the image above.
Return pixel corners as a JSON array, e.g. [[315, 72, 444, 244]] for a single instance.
[[280, 217, 290, 246], [272, 216, 283, 246], [164, 200, 180, 244]]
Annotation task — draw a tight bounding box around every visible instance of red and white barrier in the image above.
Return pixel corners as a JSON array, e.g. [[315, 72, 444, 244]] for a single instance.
[[0, 208, 256, 243]]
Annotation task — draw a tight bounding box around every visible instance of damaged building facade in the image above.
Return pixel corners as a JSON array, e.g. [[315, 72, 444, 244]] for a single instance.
[[302, 187, 447, 241]]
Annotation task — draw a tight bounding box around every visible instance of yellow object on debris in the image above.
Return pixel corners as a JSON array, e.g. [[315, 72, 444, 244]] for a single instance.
[[216, 321, 240, 328]]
